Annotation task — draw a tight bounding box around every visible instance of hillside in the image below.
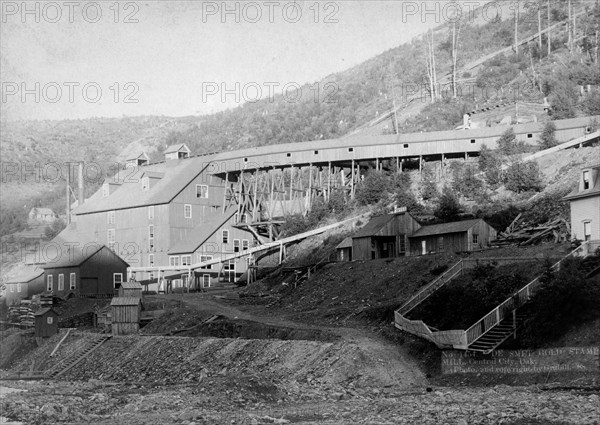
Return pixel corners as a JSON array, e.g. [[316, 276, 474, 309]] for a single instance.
[[1, 0, 599, 239]]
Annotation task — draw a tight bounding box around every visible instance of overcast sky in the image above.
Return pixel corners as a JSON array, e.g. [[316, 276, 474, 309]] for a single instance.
[[0, 1, 481, 121]]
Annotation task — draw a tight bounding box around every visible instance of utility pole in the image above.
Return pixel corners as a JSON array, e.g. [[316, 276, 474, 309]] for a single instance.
[[514, 1, 519, 55]]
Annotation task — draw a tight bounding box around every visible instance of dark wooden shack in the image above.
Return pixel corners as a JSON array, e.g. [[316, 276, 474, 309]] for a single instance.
[[335, 237, 353, 261], [408, 218, 497, 256], [118, 281, 143, 298], [110, 297, 141, 336], [42, 244, 129, 298], [351, 212, 422, 261], [34, 307, 59, 338]]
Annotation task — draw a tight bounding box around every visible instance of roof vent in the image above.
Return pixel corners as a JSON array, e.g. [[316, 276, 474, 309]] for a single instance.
[[165, 144, 191, 160]]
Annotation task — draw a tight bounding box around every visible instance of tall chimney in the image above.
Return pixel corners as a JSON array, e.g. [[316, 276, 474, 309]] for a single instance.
[[78, 162, 85, 206]]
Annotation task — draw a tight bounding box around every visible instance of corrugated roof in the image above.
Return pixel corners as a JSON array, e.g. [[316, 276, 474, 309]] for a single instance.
[[409, 219, 486, 238], [352, 214, 397, 238], [168, 209, 237, 254], [73, 157, 211, 215], [111, 297, 141, 306], [127, 152, 150, 161], [336, 237, 353, 249], [120, 281, 142, 289]]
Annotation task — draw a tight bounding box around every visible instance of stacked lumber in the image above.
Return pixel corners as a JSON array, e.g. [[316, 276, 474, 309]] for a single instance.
[[493, 214, 571, 246]]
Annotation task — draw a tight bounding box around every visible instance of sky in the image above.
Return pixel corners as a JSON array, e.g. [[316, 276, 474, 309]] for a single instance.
[[0, 0, 481, 121]]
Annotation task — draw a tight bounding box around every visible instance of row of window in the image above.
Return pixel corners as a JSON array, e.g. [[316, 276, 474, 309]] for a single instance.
[[46, 273, 77, 291], [9, 283, 22, 293]]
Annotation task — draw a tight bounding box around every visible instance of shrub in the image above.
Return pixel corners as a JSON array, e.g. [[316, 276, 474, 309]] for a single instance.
[[433, 186, 463, 222], [496, 128, 526, 156], [538, 121, 557, 150], [504, 161, 544, 193], [355, 170, 390, 206], [518, 258, 600, 348], [478, 144, 503, 187]]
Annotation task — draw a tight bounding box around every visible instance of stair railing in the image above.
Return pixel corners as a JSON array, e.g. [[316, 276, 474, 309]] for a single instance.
[[464, 241, 591, 347], [397, 260, 464, 316]]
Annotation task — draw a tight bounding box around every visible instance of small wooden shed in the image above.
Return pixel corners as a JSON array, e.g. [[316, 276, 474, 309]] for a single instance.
[[118, 281, 143, 298], [33, 307, 59, 338], [336, 238, 353, 262], [110, 297, 141, 336]]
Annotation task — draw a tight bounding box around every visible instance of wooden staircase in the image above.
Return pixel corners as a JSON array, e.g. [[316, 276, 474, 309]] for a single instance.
[[45, 334, 111, 379], [467, 303, 533, 353], [580, 255, 600, 278]]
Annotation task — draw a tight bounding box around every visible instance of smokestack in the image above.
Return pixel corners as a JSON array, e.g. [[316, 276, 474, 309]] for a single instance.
[[66, 164, 71, 225], [78, 162, 85, 206]]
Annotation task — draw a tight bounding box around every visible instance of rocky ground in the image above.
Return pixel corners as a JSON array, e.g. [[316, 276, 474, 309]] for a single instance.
[[1, 380, 599, 424]]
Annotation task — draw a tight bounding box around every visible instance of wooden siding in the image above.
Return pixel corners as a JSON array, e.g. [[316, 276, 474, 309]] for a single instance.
[[2, 274, 45, 306], [408, 221, 497, 256], [119, 287, 143, 298], [352, 214, 421, 261], [44, 247, 128, 297], [34, 311, 58, 338], [570, 196, 600, 240]]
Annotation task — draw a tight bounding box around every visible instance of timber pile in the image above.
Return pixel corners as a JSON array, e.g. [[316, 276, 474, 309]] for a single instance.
[[493, 213, 571, 246]]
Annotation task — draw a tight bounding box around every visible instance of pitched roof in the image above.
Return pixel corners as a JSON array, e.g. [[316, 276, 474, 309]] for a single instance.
[[168, 209, 237, 254], [409, 219, 488, 238], [120, 281, 142, 289], [2, 265, 44, 284], [42, 244, 128, 269], [126, 152, 150, 161], [73, 157, 211, 215], [30, 208, 55, 216], [336, 237, 353, 249], [34, 307, 57, 316], [352, 213, 402, 238], [165, 143, 190, 154], [563, 166, 600, 201], [111, 297, 141, 306]]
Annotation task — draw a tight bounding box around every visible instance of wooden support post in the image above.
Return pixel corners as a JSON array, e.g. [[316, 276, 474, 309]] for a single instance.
[[269, 168, 275, 220], [289, 165, 294, 201], [399, 158, 403, 173], [327, 162, 332, 202], [340, 167, 346, 199], [396, 157, 400, 174], [419, 155, 423, 176], [252, 171, 259, 222], [308, 164, 313, 211], [223, 172, 229, 214], [350, 159, 355, 200]]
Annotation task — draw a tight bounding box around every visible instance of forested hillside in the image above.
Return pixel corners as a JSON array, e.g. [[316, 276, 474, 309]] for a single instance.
[[1, 0, 599, 237]]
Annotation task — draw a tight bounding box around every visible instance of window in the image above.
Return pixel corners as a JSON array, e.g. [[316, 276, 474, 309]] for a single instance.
[[470, 139, 476, 144], [181, 255, 192, 266], [438, 237, 444, 252], [107, 229, 116, 250], [202, 274, 211, 288], [196, 184, 209, 198], [583, 221, 592, 241], [184, 204, 192, 219], [314, 150, 319, 154], [148, 205, 154, 220], [348, 148, 354, 152], [472, 234, 479, 244], [233, 239, 240, 253], [107, 210, 115, 225], [242, 239, 249, 251], [10, 285, 14, 293], [583, 171, 590, 190], [113, 273, 123, 288], [17, 283, 21, 293], [199, 254, 213, 269], [70, 273, 76, 290], [222, 229, 229, 244], [399, 235, 406, 253], [169, 256, 180, 267], [286, 153, 291, 157], [141, 176, 150, 191], [149, 254, 154, 266], [47, 317, 53, 325], [102, 183, 109, 197], [47, 275, 53, 291], [148, 225, 154, 251], [58, 274, 64, 291], [244, 158, 248, 162], [403, 144, 409, 148], [527, 133, 533, 139]]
